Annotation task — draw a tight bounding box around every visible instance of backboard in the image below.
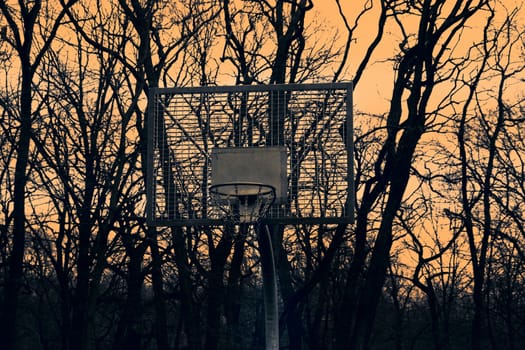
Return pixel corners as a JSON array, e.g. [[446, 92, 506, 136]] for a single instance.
[[211, 147, 287, 203], [146, 82, 354, 226]]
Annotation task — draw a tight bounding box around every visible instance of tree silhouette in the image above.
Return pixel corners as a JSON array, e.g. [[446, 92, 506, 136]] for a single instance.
[[335, 1, 489, 349], [0, 1, 80, 349], [0, 0, 524, 349]]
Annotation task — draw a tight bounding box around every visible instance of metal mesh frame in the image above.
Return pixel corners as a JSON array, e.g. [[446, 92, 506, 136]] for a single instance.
[[146, 83, 354, 226]]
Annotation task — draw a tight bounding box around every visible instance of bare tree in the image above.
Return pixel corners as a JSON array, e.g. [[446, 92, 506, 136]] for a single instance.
[[27, 20, 141, 347], [0, 1, 80, 349], [453, 6, 525, 348], [2, 0, 523, 349], [335, 1, 489, 349]]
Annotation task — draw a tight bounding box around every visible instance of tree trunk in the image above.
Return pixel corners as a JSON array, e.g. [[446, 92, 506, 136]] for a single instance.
[[71, 171, 96, 350], [205, 227, 232, 350], [149, 228, 170, 350], [113, 237, 147, 350], [259, 225, 279, 350], [172, 227, 202, 350], [225, 230, 247, 350], [274, 224, 303, 350], [0, 71, 32, 350]]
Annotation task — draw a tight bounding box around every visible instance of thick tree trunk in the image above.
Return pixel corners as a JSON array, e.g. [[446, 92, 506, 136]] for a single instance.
[[0, 60, 35, 348], [274, 224, 303, 350], [149, 229, 170, 350], [259, 225, 279, 350], [113, 238, 147, 350], [172, 227, 202, 350], [225, 232, 247, 350], [205, 227, 232, 350], [71, 161, 96, 350], [0, 77, 32, 350]]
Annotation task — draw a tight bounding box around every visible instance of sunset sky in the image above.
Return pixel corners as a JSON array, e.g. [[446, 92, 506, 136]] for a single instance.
[[1, 1, 525, 349], [311, 0, 525, 114]]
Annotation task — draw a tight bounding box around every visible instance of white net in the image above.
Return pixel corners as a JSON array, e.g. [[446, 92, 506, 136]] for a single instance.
[[209, 183, 276, 224]]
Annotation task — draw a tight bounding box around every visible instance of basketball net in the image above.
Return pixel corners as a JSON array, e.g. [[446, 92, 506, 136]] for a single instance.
[[209, 183, 276, 224]]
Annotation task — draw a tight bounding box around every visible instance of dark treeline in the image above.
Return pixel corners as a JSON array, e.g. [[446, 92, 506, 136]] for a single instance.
[[1, 0, 524, 349]]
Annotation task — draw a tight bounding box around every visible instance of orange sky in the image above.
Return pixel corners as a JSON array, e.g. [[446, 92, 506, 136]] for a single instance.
[[310, 0, 525, 114]]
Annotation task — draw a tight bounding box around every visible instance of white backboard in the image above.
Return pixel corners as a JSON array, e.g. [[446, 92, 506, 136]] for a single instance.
[[211, 147, 287, 203]]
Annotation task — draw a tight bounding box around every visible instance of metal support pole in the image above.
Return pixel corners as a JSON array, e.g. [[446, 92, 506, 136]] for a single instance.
[[258, 224, 279, 349]]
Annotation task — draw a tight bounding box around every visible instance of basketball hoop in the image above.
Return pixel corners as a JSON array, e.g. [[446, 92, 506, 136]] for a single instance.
[[209, 183, 276, 224], [147, 83, 353, 226]]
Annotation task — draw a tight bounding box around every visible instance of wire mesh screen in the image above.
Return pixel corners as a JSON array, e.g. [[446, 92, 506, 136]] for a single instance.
[[146, 83, 354, 226]]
